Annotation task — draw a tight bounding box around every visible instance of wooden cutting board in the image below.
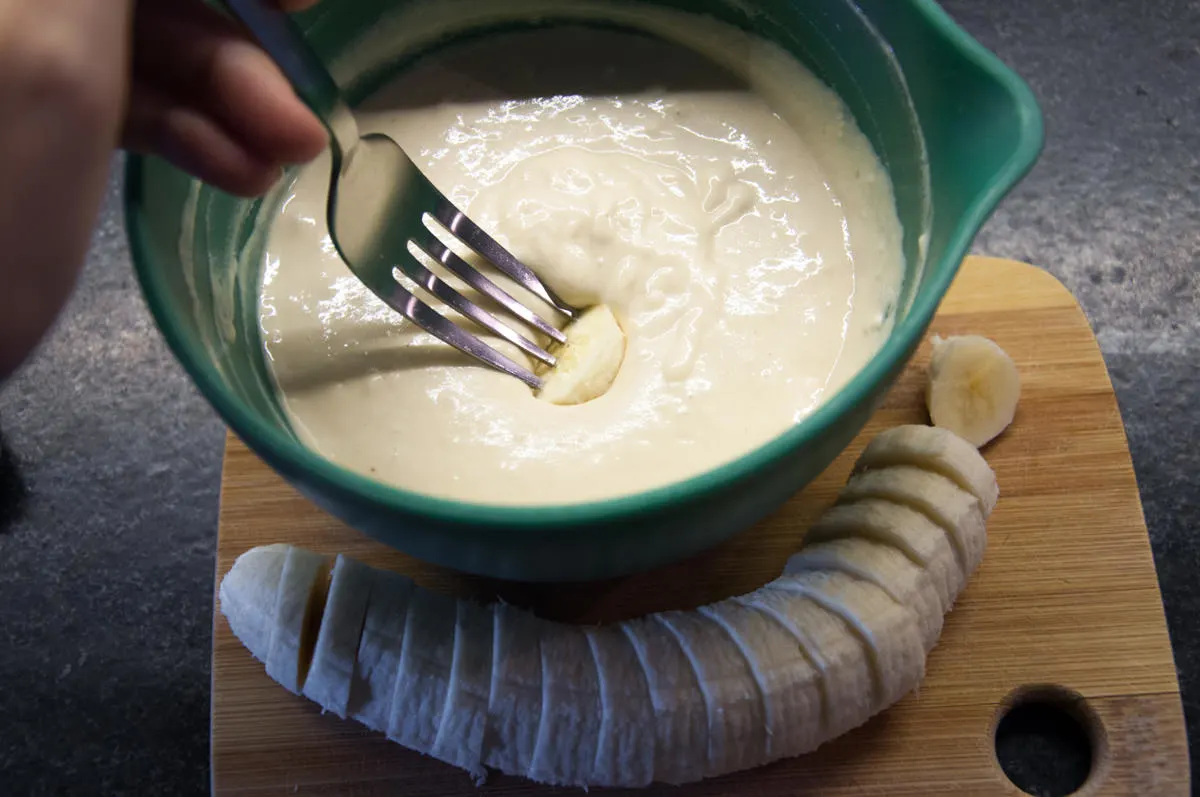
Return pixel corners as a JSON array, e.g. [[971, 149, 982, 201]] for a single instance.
[[210, 256, 1189, 796]]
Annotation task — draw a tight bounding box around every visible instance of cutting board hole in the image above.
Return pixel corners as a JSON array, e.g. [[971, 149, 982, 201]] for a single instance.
[[993, 685, 1103, 797]]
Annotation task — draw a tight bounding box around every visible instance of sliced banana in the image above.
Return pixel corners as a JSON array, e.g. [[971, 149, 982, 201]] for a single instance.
[[925, 334, 1020, 447], [303, 554, 373, 717], [218, 424, 1001, 789], [536, 304, 627, 405]]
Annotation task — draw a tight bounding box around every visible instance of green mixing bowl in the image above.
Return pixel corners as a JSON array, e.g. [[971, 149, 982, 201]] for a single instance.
[[125, 0, 1042, 582]]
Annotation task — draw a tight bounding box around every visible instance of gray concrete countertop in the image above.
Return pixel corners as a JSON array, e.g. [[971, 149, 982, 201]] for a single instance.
[[1, 1, 1196, 794]]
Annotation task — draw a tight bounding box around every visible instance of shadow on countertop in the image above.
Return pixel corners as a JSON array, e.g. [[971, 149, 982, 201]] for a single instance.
[[0, 431, 28, 534]]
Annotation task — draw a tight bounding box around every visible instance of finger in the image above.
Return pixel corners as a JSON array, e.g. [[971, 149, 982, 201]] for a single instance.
[[134, 0, 327, 167], [122, 82, 283, 198]]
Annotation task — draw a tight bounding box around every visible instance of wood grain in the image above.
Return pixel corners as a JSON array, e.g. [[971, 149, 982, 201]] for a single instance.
[[211, 257, 1190, 796]]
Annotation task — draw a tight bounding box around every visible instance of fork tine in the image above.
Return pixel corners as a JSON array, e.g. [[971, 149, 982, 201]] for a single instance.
[[377, 280, 544, 390], [399, 242, 557, 367], [415, 227, 568, 347], [429, 199, 578, 320]]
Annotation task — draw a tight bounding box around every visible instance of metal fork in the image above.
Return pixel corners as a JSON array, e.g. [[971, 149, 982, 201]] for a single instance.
[[225, 0, 578, 389]]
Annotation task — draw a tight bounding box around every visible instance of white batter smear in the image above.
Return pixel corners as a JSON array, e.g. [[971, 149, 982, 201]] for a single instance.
[[259, 20, 904, 505]]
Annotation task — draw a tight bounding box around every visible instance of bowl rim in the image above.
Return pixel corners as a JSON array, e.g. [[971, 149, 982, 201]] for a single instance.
[[124, 0, 1044, 532]]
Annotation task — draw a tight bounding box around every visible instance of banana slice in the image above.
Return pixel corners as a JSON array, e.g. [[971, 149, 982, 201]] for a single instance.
[[536, 304, 627, 405], [620, 615, 709, 784], [388, 588, 457, 754], [347, 568, 414, 733], [585, 625, 656, 788], [656, 609, 767, 777], [925, 334, 1020, 447], [852, 424, 1000, 514], [482, 603, 544, 775], [217, 543, 290, 666], [266, 546, 330, 695], [303, 554, 373, 717], [529, 623, 603, 786], [432, 599, 494, 784]]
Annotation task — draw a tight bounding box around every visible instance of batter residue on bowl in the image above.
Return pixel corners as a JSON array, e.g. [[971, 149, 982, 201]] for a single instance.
[[258, 18, 904, 505]]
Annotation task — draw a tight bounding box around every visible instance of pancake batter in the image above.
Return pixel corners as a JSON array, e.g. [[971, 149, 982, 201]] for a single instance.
[[258, 19, 904, 505]]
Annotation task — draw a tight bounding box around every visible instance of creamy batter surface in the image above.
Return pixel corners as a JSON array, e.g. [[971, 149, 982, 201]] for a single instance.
[[258, 19, 904, 505]]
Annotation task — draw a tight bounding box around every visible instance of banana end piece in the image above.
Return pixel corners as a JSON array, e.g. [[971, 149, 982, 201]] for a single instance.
[[925, 334, 1020, 448], [536, 304, 627, 406]]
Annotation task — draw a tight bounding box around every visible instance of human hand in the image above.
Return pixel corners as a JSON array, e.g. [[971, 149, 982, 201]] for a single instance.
[[125, 0, 328, 197], [0, 0, 326, 381]]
